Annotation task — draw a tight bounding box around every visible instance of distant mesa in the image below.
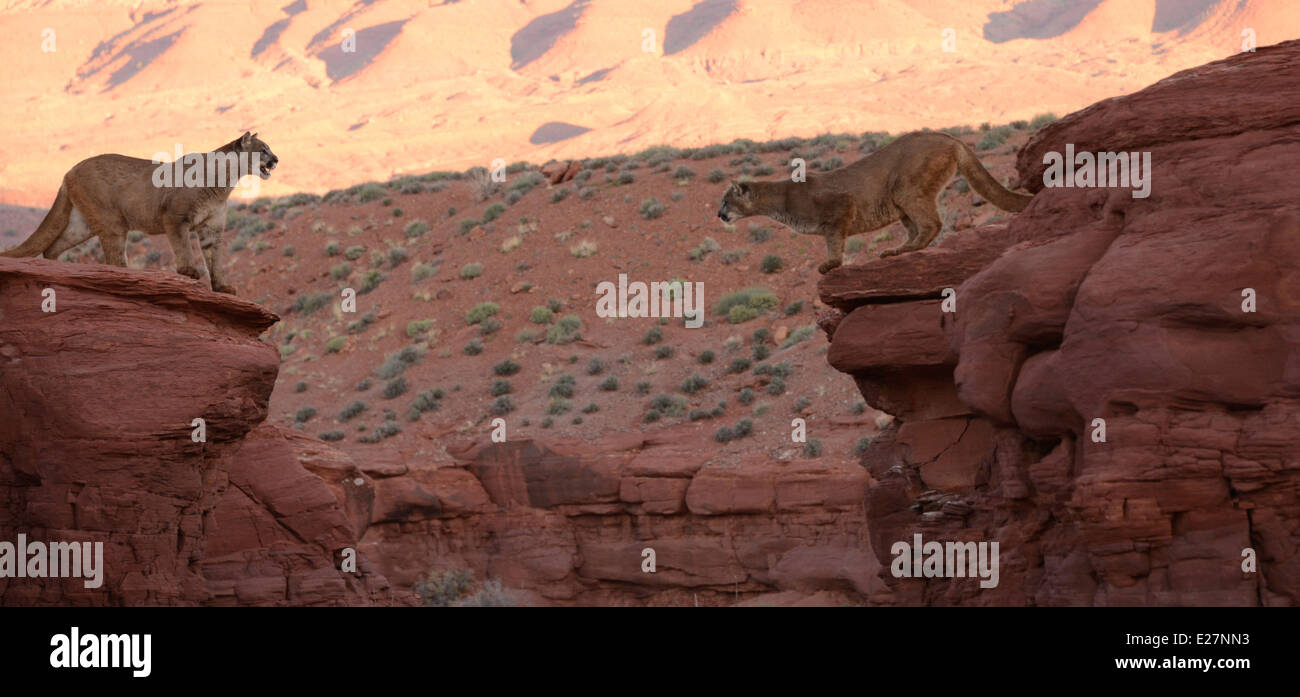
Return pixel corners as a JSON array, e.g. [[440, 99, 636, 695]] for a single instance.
[[254, 0, 311, 61], [1151, 0, 1221, 32], [307, 0, 382, 52], [664, 0, 737, 56], [320, 19, 408, 83], [68, 6, 199, 93], [530, 121, 591, 145], [104, 30, 185, 90], [983, 0, 1102, 43], [511, 0, 589, 70], [577, 67, 613, 85], [252, 18, 292, 58], [981, 0, 1215, 42]]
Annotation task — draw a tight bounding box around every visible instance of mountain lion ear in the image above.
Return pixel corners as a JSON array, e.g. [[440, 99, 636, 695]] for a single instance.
[[240, 131, 252, 145], [738, 182, 751, 195]]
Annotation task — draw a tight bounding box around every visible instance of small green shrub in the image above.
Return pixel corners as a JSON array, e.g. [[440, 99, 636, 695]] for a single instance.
[[639, 197, 666, 219], [358, 270, 384, 294], [482, 202, 507, 223], [382, 377, 409, 399], [680, 374, 709, 394], [338, 401, 367, 422], [492, 396, 515, 415], [465, 302, 500, 325], [714, 287, 778, 319], [781, 325, 817, 348], [407, 319, 433, 337], [647, 394, 687, 419], [548, 374, 576, 399], [546, 315, 582, 344], [387, 247, 408, 268], [1030, 113, 1058, 129], [376, 346, 425, 378], [412, 262, 439, 281]]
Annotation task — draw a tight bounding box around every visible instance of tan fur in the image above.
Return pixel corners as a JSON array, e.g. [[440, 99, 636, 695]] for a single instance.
[[1, 132, 279, 294], [716, 131, 1033, 273]]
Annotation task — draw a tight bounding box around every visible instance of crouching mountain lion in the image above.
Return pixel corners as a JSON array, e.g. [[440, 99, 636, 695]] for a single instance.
[[716, 131, 1033, 273], [1, 132, 279, 294]]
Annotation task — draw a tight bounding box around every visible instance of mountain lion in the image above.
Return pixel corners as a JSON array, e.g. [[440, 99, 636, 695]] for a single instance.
[[716, 131, 1033, 273], [1, 132, 279, 294]]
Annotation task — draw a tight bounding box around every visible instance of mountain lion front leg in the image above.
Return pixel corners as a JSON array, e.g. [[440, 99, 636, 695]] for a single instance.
[[97, 229, 127, 266], [814, 193, 855, 274], [199, 227, 235, 294], [820, 233, 846, 274], [163, 219, 203, 280]]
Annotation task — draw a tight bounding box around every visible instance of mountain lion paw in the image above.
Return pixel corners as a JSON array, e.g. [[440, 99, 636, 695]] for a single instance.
[[817, 259, 842, 274], [878, 247, 902, 258], [176, 265, 202, 280], [211, 283, 238, 295]]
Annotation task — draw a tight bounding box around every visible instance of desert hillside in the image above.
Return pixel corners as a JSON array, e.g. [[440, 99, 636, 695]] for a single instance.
[[2, 0, 1295, 207], [44, 123, 1038, 476]]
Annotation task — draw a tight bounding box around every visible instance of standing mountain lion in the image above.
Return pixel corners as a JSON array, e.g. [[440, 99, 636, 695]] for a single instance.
[[1, 132, 279, 294], [716, 131, 1032, 273]]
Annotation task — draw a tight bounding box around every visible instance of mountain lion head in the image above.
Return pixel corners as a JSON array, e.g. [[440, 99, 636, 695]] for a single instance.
[[717, 180, 757, 223], [235, 131, 279, 179]]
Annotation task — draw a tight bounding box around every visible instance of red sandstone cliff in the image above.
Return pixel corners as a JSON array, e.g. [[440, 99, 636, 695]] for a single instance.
[[819, 40, 1300, 605], [2, 41, 1296, 607], [0, 258, 405, 605], [359, 428, 884, 606]]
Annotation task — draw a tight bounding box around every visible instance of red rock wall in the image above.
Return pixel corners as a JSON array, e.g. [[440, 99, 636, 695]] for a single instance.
[[360, 428, 887, 606], [818, 40, 1300, 605], [0, 259, 403, 605]]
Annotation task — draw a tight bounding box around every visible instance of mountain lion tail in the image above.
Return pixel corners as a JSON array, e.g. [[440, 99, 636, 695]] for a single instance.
[[956, 143, 1034, 213], [0, 185, 73, 258]]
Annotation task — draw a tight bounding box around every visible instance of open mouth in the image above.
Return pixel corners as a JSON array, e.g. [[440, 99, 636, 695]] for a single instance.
[[259, 163, 273, 178]]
